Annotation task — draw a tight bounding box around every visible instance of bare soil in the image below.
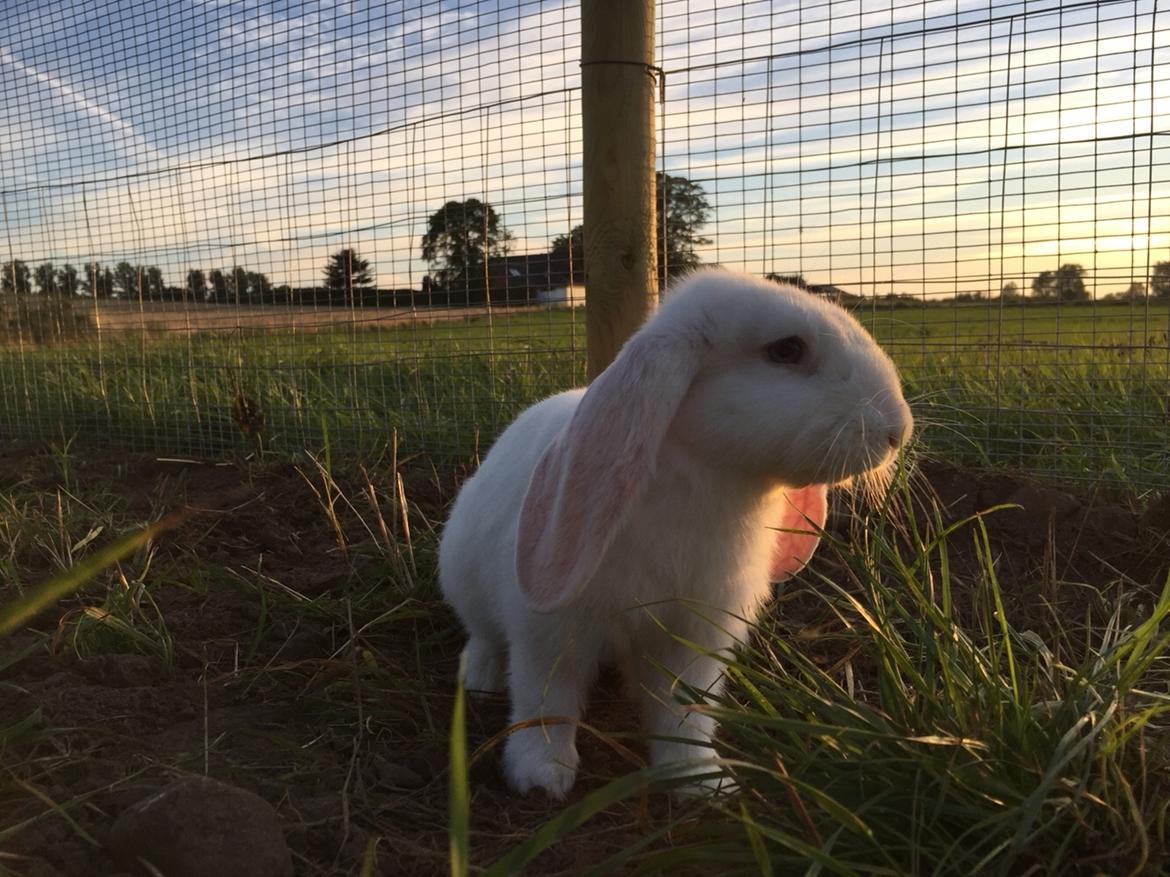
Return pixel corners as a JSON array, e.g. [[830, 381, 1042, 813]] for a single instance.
[[28, 300, 542, 339], [0, 444, 1167, 875]]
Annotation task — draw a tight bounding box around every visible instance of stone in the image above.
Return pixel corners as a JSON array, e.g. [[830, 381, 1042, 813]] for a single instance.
[[108, 776, 292, 877], [371, 755, 425, 790]]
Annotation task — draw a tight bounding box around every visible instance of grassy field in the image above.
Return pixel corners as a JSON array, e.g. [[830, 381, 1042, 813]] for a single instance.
[[1, 297, 1169, 872], [1, 298, 1167, 487], [864, 300, 1170, 489]]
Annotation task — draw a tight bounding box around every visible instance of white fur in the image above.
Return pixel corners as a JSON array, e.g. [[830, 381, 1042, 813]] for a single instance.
[[438, 269, 913, 799]]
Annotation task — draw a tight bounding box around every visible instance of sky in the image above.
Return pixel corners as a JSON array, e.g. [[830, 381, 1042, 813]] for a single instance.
[[1, 0, 1166, 299]]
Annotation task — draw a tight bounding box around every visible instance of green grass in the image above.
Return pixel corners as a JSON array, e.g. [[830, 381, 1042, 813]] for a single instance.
[[466, 481, 1170, 876], [0, 309, 587, 460], [3, 300, 1167, 873], [863, 301, 1170, 487], [1, 300, 1167, 487], [1, 441, 1168, 874]]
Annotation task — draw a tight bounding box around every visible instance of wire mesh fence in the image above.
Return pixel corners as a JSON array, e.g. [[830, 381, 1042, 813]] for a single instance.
[[1, 1, 1167, 488], [656, 0, 1169, 488]]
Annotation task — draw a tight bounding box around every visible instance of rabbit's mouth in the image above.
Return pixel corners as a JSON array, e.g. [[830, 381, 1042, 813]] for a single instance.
[[816, 431, 907, 489], [789, 392, 911, 488], [826, 451, 902, 504]]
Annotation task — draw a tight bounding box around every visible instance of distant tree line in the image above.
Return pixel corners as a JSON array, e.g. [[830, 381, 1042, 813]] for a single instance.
[[6, 202, 1167, 316], [0, 250, 391, 307], [0, 258, 245, 302], [1017, 262, 1170, 302], [765, 261, 1170, 305], [419, 172, 714, 305], [0, 260, 90, 342], [2, 173, 718, 312]]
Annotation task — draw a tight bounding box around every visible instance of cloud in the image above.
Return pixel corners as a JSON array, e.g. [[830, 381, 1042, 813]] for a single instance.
[[0, 0, 1165, 300], [655, 0, 1169, 296]]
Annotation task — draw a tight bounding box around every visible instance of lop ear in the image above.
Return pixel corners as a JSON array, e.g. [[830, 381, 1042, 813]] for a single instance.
[[769, 485, 828, 582], [516, 332, 702, 612]]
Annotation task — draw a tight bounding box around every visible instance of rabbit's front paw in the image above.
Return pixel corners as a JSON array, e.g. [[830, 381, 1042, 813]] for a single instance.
[[503, 730, 580, 800], [461, 639, 506, 693], [672, 767, 738, 799], [650, 739, 735, 798]]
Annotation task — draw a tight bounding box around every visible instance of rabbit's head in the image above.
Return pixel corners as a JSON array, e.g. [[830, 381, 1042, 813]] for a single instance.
[[517, 270, 912, 611], [665, 271, 912, 487]]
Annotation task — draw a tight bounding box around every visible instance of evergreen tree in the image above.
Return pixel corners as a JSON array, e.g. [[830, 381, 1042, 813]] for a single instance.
[[323, 249, 374, 303]]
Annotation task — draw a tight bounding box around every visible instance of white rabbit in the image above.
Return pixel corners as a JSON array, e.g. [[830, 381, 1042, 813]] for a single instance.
[[438, 269, 912, 800]]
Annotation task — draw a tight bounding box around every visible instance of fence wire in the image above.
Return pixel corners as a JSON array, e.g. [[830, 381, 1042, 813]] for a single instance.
[[1, 0, 588, 459], [1, 0, 1167, 489], [658, 0, 1168, 488]]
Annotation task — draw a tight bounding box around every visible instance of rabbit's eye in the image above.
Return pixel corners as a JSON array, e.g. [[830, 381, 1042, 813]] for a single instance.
[[764, 336, 806, 365]]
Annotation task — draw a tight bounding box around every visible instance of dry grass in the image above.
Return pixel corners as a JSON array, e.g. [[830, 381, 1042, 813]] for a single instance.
[[48, 299, 550, 339]]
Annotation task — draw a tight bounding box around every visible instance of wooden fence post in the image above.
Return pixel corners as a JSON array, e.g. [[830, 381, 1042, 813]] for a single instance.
[[581, 0, 657, 380]]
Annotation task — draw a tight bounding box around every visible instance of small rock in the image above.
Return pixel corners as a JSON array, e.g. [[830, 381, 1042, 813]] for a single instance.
[[100, 782, 161, 816], [371, 755, 425, 790], [981, 483, 1080, 544], [278, 628, 328, 661], [108, 776, 292, 877]]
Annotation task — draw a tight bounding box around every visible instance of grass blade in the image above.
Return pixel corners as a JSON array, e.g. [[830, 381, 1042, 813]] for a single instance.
[[449, 656, 470, 877], [0, 512, 184, 638]]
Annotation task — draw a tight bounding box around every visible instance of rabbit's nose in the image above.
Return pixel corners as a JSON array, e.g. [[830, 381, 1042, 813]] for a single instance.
[[887, 407, 913, 449]]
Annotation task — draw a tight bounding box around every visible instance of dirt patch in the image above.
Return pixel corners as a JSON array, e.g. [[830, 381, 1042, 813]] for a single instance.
[[1, 445, 1167, 875], [907, 458, 1169, 625], [1, 300, 551, 347]]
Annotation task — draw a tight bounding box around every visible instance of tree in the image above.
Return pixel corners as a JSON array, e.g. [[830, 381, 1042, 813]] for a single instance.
[[230, 266, 249, 304], [549, 226, 584, 285], [1120, 282, 1146, 301], [247, 271, 274, 303], [1054, 263, 1088, 301], [1151, 261, 1170, 300], [323, 249, 373, 303], [1000, 281, 1020, 301], [548, 172, 713, 291], [83, 262, 113, 298], [2, 260, 31, 296], [34, 262, 58, 296], [58, 264, 80, 297], [113, 261, 140, 299], [1032, 264, 1087, 301], [187, 269, 208, 302], [208, 269, 229, 303], [1031, 270, 1055, 300], [145, 266, 165, 300], [421, 199, 511, 296], [657, 171, 712, 285]]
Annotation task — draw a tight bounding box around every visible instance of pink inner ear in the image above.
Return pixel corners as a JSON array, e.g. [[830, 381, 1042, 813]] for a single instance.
[[515, 336, 701, 614], [516, 433, 592, 612], [769, 485, 828, 582]]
